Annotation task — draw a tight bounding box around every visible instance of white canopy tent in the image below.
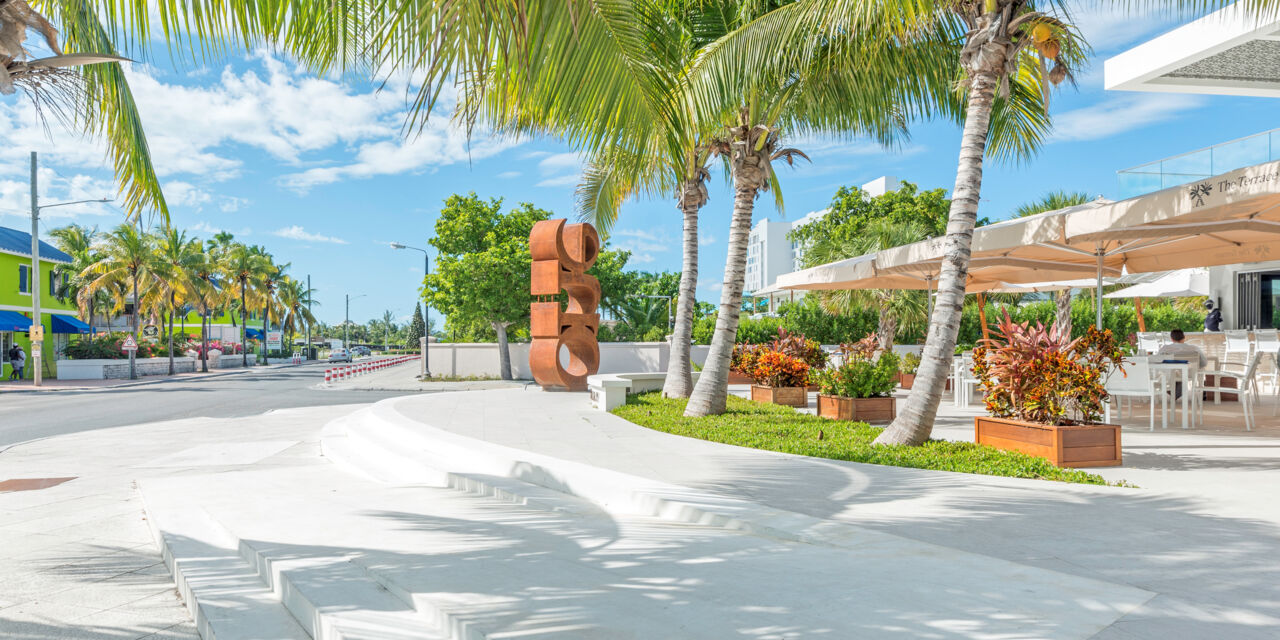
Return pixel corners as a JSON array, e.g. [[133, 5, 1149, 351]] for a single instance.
[[1104, 269, 1210, 299]]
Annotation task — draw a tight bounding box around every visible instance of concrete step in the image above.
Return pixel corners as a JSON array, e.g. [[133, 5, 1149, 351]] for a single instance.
[[142, 487, 311, 640]]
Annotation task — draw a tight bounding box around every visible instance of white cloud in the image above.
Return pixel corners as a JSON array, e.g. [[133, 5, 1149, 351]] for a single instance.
[[611, 228, 671, 264], [1069, 2, 1182, 54], [271, 225, 349, 244], [191, 221, 251, 236], [534, 151, 582, 188], [164, 181, 213, 208], [1050, 94, 1206, 142], [699, 234, 715, 247], [497, 171, 521, 179]]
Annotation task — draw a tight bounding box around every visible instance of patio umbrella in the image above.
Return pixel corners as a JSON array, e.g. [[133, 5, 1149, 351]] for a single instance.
[[1104, 269, 1210, 299]]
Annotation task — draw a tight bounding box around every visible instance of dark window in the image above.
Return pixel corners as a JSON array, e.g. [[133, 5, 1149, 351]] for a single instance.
[[18, 265, 27, 293]]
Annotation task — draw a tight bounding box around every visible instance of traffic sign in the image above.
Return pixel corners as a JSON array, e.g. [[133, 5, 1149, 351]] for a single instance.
[[122, 335, 138, 352], [142, 324, 159, 338]]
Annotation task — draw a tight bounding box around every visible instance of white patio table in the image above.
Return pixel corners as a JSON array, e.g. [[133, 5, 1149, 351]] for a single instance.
[[1149, 361, 1193, 430]]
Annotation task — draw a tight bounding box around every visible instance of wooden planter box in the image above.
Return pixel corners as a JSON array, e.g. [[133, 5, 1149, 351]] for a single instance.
[[728, 370, 754, 385], [898, 373, 916, 390], [817, 395, 896, 422], [974, 416, 1122, 468], [751, 385, 808, 407]]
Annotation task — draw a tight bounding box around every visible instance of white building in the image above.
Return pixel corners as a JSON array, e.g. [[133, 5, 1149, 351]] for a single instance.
[[1106, 2, 1280, 330], [744, 176, 898, 297]]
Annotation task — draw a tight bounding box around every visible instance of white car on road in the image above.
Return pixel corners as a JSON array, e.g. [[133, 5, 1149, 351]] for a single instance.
[[328, 348, 352, 363]]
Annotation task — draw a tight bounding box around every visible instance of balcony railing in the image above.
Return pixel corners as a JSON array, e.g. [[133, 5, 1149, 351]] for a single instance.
[[1117, 127, 1280, 199]]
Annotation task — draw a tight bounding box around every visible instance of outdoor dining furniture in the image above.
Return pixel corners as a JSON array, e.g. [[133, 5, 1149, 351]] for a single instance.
[[1136, 332, 1167, 354], [1150, 360, 1196, 430], [1199, 352, 1266, 431], [1253, 329, 1280, 399], [1106, 356, 1168, 431], [953, 353, 981, 408]]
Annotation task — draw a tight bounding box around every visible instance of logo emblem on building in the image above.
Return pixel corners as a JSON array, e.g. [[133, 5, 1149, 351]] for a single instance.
[[1189, 182, 1213, 207], [529, 219, 601, 391]]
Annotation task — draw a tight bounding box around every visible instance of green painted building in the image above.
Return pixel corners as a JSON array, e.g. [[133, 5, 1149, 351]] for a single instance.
[[0, 226, 91, 379]]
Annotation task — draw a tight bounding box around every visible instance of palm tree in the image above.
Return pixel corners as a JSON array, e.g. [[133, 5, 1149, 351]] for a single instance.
[[696, 0, 1082, 440], [48, 223, 102, 329], [80, 223, 154, 377], [277, 277, 318, 352], [222, 244, 272, 368], [805, 220, 932, 350], [258, 256, 289, 365], [151, 227, 205, 374], [189, 246, 220, 373], [1015, 190, 1094, 338]]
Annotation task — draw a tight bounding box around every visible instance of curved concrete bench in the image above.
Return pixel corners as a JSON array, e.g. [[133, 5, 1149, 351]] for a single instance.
[[587, 371, 700, 411]]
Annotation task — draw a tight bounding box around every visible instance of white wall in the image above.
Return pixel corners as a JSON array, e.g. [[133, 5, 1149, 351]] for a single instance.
[[428, 342, 712, 379]]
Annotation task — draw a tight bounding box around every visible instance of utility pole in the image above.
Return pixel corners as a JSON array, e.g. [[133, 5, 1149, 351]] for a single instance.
[[390, 242, 430, 377], [29, 152, 42, 386], [344, 293, 366, 348], [306, 274, 311, 360]]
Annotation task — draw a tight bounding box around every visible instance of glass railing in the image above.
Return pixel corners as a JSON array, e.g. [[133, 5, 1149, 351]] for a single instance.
[[1117, 128, 1280, 199]]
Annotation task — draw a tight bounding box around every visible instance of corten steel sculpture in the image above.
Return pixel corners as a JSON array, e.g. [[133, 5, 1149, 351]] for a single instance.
[[529, 219, 601, 391]]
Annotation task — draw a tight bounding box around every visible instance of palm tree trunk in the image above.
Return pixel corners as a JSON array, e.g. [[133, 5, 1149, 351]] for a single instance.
[[262, 305, 269, 366], [493, 321, 512, 380], [201, 310, 209, 373], [684, 181, 758, 417], [1056, 290, 1074, 337], [875, 65, 1001, 446], [168, 293, 175, 375], [130, 275, 139, 380], [662, 195, 702, 398], [877, 307, 898, 352]]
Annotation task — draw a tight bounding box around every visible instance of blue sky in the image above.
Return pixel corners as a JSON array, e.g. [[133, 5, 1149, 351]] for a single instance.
[[1, 4, 1277, 326]]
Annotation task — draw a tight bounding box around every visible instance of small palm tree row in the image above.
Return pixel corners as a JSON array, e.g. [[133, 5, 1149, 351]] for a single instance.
[[48, 223, 318, 373]]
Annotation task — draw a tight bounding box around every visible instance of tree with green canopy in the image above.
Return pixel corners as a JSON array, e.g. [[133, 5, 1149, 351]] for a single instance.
[[424, 193, 549, 380], [406, 303, 426, 349]]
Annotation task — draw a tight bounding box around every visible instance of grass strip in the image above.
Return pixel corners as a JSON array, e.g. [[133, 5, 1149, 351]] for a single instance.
[[614, 392, 1126, 486]]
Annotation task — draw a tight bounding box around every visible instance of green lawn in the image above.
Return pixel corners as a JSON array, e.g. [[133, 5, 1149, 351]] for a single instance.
[[614, 392, 1124, 486]]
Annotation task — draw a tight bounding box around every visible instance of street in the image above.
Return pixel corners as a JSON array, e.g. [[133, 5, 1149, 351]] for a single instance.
[[0, 362, 408, 448]]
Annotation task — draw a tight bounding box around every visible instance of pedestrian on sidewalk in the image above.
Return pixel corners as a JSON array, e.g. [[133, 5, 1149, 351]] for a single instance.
[[9, 344, 25, 380]]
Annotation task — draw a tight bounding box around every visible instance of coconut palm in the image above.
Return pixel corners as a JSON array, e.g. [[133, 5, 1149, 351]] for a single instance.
[[277, 277, 318, 352], [189, 246, 221, 373], [257, 257, 289, 364], [151, 227, 205, 374], [805, 219, 932, 350], [222, 243, 272, 368], [79, 223, 155, 377], [1015, 190, 1094, 338], [48, 223, 104, 329]]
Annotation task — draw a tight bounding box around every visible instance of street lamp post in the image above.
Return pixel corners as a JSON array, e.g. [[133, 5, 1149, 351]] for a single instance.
[[27, 151, 111, 386], [344, 293, 366, 348], [390, 242, 431, 377]]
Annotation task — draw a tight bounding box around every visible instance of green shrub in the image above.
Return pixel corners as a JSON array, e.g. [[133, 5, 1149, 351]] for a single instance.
[[898, 351, 921, 375], [812, 351, 899, 398], [614, 393, 1123, 486]]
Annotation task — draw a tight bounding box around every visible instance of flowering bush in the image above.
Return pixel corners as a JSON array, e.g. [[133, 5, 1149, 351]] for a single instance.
[[812, 350, 899, 399], [188, 340, 244, 356], [973, 309, 1125, 426], [769, 328, 828, 369], [748, 349, 811, 388], [63, 333, 157, 359], [730, 343, 763, 374]]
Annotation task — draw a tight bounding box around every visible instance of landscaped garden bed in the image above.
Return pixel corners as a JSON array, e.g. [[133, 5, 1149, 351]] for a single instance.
[[614, 392, 1123, 485]]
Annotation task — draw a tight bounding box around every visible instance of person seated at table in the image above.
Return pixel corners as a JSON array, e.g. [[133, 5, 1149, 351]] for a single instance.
[[1155, 329, 1206, 399], [1155, 329, 1206, 368]]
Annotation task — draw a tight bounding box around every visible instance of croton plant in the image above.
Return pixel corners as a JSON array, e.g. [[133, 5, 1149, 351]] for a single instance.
[[973, 309, 1126, 426], [748, 349, 811, 388]]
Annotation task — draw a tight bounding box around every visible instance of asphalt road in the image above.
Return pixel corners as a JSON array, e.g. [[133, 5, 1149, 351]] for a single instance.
[[0, 362, 410, 448]]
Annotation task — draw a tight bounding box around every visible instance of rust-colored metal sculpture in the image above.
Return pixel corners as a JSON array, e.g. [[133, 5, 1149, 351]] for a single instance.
[[529, 219, 601, 391]]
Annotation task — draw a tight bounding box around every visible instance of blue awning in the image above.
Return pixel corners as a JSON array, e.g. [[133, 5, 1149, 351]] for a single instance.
[[51, 314, 92, 334], [245, 327, 265, 339], [0, 311, 32, 332]]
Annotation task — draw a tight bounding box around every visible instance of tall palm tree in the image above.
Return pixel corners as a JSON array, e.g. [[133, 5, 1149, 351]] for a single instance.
[[1015, 190, 1094, 338], [48, 223, 102, 329], [805, 219, 932, 350], [80, 223, 154, 377], [697, 0, 1082, 440], [222, 243, 271, 368], [277, 277, 317, 352], [258, 256, 289, 365], [189, 246, 220, 373], [151, 227, 205, 374]]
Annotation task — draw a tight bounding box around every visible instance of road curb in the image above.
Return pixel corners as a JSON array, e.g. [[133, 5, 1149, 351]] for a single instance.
[[0, 361, 322, 394]]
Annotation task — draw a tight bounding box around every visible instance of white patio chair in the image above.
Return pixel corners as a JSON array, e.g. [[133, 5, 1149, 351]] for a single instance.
[[1136, 332, 1167, 355], [1154, 356, 1202, 429], [1199, 352, 1266, 431], [1253, 329, 1280, 397], [1212, 330, 1255, 405], [953, 353, 981, 408], [1105, 356, 1167, 431]]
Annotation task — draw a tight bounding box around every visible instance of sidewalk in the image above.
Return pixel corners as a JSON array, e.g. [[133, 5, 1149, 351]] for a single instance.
[[0, 404, 362, 638], [320, 359, 529, 392], [0, 361, 314, 393]]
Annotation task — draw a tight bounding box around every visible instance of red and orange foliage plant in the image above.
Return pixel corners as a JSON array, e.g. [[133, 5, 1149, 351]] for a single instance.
[[749, 349, 811, 388], [730, 343, 763, 374], [973, 309, 1126, 426], [769, 328, 829, 369]]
